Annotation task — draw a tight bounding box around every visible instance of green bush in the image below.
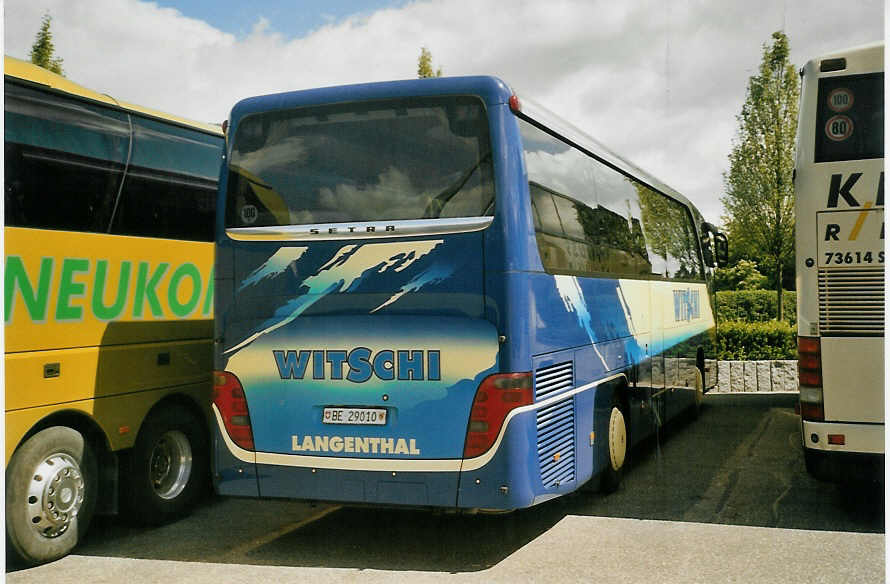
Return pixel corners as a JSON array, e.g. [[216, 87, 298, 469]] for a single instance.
[[716, 320, 796, 360], [713, 259, 768, 291], [716, 290, 796, 325]]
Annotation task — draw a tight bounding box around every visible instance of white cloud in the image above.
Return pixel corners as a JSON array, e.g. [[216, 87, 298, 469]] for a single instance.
[[4, 0, 883, 224]]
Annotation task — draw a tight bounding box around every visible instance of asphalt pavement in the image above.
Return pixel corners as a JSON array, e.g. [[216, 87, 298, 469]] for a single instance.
[[7, 393, 885, 583]]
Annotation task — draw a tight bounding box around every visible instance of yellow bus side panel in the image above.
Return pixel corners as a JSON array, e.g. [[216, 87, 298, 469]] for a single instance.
[[5, 380, 210, 463], [5, 227, 214, 353], [5, 226, 215, 463], [5, 339, 212, 412]]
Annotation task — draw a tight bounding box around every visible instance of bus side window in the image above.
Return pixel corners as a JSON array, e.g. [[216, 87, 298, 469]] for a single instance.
[[529, 188, 543, 230], [589, 162, 653, 276], [639, 188, 704, 281], [531, 184, 563, 235], [110, 116, 222, 242], [4, 82, 129, 232], [530, 184, 569, 272], [551, 194, 586, 240]]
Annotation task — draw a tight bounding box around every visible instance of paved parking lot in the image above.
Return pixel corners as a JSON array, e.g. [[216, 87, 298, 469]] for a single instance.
[[7, 393, 885, 582]]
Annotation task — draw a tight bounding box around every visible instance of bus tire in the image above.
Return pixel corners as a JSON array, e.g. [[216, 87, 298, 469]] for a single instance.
[[803, 449, 836, 482], [803, 449, 821, 477], [599, 397, 628, 493], [123, 406, 208, 525], [5, 426, 97, 566]]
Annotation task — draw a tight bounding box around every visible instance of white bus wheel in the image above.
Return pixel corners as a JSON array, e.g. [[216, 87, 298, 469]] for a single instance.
[[5, 426, 97, 566], [599, 399, 627, 493]]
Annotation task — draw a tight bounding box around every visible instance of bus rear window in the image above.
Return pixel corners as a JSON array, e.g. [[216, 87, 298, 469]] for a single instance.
[[225, 96, 494, 228], [815, 73, 883, 163]]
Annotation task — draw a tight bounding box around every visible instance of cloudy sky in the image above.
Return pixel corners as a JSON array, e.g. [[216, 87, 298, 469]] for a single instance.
[[4, 0, 884, 223]]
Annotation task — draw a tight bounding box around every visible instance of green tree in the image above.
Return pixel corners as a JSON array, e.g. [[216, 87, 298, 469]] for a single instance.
[[721, 31, 799, 320], [417, 47, 442, 78], [30, 13, 64, 75], [713, 259, 768, 291]]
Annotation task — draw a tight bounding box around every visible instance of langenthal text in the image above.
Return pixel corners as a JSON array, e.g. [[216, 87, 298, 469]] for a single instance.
[[292, 435, 421, 455]]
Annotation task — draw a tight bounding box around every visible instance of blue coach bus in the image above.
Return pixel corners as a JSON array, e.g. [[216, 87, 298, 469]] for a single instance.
[[212, 76, 726, 510]]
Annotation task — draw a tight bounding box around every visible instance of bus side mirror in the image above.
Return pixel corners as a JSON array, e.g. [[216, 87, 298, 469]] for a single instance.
[[701, 234, 715, 267], [714, 232, 729, 268], [700, 222, 729, 268]]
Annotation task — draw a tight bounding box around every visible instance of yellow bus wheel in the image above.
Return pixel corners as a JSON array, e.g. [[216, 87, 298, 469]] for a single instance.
[[5, 426, 97, 566], [123, 406, 208, 524]]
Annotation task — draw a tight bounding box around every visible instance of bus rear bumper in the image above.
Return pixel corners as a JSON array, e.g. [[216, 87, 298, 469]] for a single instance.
[[801, 420, 884, 483], [256, 464, 462, 507], [801, 420, 884, 454]]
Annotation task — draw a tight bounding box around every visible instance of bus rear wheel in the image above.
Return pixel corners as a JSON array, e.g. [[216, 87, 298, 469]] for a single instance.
[[599, 399, 627, 493], [5, 426, 97, 566], [123, 406, 208, 524]]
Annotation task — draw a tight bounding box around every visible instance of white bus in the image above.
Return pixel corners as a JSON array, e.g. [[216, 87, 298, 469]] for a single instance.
[[794, 43, 883, 482]]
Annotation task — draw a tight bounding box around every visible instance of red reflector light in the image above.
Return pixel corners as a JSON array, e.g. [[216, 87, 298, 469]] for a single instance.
[[798, 353, 820, 370], [798, 337, 820, 353], [797, 336, 822, 388], [828, 434, 846, 445], [799, 402, 824, 422], [213, 371, 255, 451], [463, 372, 533, 458], [509, 95, 522, 113], [799, 370, 823, 388]]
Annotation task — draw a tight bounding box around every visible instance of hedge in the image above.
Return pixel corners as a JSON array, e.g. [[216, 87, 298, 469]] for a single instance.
[[716, 320, 796, 361], [715, 290, 796, 325]]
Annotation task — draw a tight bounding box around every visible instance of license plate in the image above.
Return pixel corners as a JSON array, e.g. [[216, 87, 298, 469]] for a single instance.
[[323, 407, 387, 425]]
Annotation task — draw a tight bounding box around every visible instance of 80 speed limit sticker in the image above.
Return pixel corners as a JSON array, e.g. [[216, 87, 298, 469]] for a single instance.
[[825, 115, 854, 142]]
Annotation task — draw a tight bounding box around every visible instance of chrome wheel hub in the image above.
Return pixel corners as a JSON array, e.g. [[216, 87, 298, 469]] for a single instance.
[[27, 453, 84, 538], [149, 430, 192, 500]]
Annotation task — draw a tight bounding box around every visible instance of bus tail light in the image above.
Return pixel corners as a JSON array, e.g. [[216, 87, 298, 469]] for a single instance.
[[797, 337, 824, 421], [213, 371, 255, 451], [463, 372, 533, 458]]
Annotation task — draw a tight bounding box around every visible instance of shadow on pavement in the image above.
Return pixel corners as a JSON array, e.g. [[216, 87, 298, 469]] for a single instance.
[[244, 503, 574, 571], [566, 395, 884, 534], [25, 393, 881, 575], [67, 493, 574, 572]]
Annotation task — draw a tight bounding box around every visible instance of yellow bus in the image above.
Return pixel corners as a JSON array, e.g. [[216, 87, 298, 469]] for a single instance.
[[4, 56, 224, 565]]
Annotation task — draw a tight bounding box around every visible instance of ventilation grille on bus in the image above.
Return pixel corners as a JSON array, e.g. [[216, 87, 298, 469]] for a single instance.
[[534, 361, 573, 401], [536, 396, 576, 488], [818, 267, 884, 336]]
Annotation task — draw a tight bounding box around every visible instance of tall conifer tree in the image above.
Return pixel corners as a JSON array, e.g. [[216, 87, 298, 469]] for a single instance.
[[417, 47, 442, 78], [30, 13, 64, 75]]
